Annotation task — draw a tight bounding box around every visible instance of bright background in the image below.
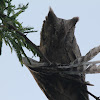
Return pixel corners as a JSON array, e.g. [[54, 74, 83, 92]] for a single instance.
[[0, 0, 100, 100]]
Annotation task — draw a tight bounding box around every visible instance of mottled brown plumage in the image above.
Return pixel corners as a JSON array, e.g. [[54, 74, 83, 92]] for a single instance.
[[29, 8, 89, 100]]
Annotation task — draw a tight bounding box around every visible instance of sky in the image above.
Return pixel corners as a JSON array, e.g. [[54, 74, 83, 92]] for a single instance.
[[0, 0, 100, 100]]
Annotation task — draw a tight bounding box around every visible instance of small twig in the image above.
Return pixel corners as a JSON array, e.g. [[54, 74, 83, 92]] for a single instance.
[[72, 45, 100, 65], [24, 31, 37, 33], [81, 84, 100, 100], [22, 57, 100, 75], [87, 90, 100, 100]]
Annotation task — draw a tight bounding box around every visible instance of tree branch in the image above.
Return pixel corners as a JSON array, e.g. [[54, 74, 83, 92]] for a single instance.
[[8, 23, 51, 64], [0, 13, 51, 64], [72, 45, 100, 65], [87, 91, 100, 100], [22, 57, 100, 76]]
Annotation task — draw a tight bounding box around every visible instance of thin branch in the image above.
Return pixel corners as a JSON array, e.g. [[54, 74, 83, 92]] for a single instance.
[[22, 57, 48, 68], [87, 90, 100, 100], [8, 23, 51, 64], [22, 57, 100, 75], [71, 45, 100, 65], [83, 45, 100, 62], [85, 64, 100, 74], [0, 13, 51, 64]]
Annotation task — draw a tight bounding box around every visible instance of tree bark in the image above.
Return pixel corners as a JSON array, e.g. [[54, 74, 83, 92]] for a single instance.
[[28, 8, 89, 100]]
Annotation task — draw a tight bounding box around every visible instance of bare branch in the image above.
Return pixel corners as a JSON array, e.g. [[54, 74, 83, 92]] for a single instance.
[[72, 45, 100, 65], [87, 91, 100, 100], [85, 64, 100, 74], [22, 57, 48, 68], [83, 45, 100, 62], [22, 57, 100, 75], [22, 57, 94, 87]]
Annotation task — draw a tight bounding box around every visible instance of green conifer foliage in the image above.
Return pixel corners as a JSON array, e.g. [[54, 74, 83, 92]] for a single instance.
[[0, 0, 37, 65]]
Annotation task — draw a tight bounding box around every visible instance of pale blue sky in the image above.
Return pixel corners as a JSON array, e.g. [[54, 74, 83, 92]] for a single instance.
[[0, 0, 100, 100]]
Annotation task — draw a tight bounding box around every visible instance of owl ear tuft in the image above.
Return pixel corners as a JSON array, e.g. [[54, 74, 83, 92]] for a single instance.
[[70, 17, 79, 26], [45, 7, 58, 23]]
